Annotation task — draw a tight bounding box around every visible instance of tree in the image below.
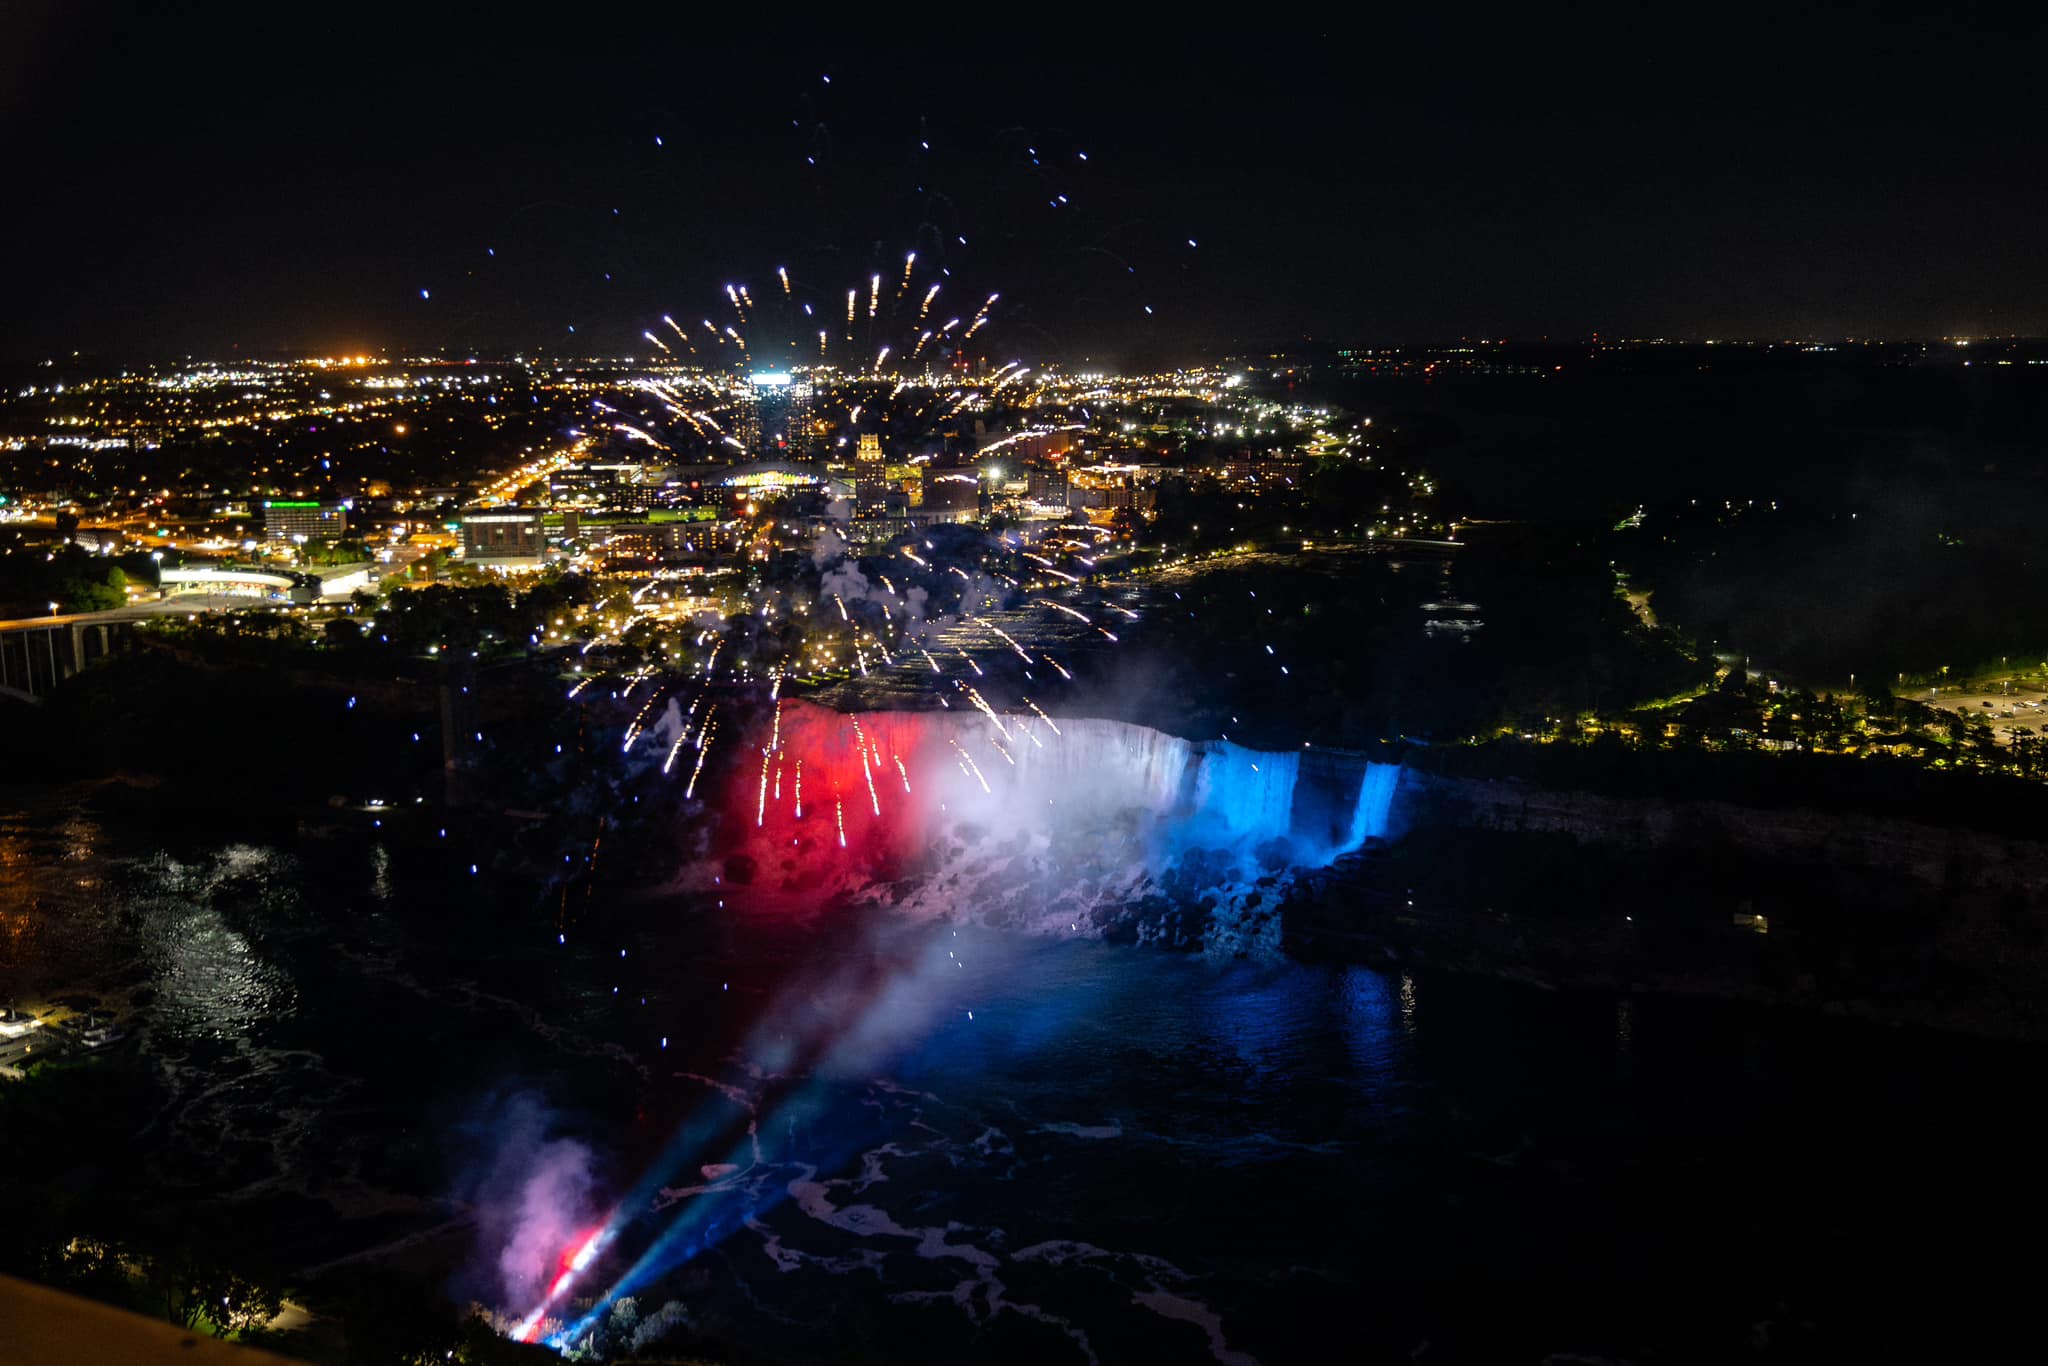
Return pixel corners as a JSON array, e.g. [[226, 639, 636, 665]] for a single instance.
[[323, 616, 363, 647]]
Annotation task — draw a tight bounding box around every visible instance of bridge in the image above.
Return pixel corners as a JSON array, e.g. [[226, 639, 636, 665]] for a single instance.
[[0, 611, 138, 703], [0, 594, 257, 703]]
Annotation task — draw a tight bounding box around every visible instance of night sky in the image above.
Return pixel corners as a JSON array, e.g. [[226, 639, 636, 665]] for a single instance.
[[4, 3, 2044, 363]]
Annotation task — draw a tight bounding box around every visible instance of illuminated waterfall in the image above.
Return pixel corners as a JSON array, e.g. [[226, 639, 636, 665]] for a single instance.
[[1345, 763, 1402, 849], [1190, 744, 1301, 843]]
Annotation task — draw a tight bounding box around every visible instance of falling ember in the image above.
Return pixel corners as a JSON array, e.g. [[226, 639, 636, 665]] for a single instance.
[[794, 758, 804, 817], [836, 797, 846, 847], [894, 755, 911, 792], [960, 683, 1011, 739], [777, 265, 791, 295], [757, 748, 770, 826], [684, 722, 714, 798], [950, 739, 992, 794], [846, 288, 857, 323], [918, 282, 941, 320], [1023, 697, 1062, 735], [868, 273, 881, 318], [1033, 598, 1092, 624], [970, 616, 1035, 662]]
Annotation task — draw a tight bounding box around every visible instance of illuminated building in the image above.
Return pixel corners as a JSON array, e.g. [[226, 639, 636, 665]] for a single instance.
[[260, 499, 348, 544], [854, 433, 887, 514], [1027, 466, 1069, 508], [549, 462, 651, 510], [741, 372, 813, 455], [460, 511, 546, 569]]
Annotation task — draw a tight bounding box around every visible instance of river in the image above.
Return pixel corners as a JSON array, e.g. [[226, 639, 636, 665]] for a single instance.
[[3, 785, 2045, 1363]]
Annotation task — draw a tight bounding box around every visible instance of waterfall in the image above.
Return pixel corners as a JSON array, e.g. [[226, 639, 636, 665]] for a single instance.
[[1344, 763, 1402, 850], [1189, 743, 1301, 843], [1009, 718, 1191, 819]]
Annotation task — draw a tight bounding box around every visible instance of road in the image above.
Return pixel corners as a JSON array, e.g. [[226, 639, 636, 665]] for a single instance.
[[0, 593, 273, 634]]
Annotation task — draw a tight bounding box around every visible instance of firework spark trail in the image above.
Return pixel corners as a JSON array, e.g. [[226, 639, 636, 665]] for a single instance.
[[621, 687, 667, 753], [868, 273, 880, 318], [919, 647, 941, 673], [959, 683, 1011, 740], [964, 293, 999, 337], [793, 758, 803, 818], [949, 739, 992, 794], [1023, 697, 1062, 735], [893, 755, 911, 792], [1044, 654, 1073, 681], [757, 748, 770, 826], [835, 797, 846, 848], [918, 282, 941, 321], [1033, 598, 1092, 624], [683, 721, 716, 798], [969, 616, 1035, 662], [777, 265, 791, 296], [956, 648, 984, 677]]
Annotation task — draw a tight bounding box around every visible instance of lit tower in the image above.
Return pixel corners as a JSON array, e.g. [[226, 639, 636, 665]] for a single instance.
[[855, 433, 887, 514]]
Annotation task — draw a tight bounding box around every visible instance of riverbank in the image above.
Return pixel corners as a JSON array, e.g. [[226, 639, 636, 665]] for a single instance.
[[1283, 767, 2048, 1040]]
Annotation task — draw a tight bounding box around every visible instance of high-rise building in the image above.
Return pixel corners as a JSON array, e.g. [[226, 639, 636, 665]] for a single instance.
[[854, 433, 887, 514], [744, 372, 813, 456], [261, 499, 348, 544]]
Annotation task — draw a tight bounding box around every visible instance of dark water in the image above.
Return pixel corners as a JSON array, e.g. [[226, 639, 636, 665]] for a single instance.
[[5, 790, 2046, 1364]]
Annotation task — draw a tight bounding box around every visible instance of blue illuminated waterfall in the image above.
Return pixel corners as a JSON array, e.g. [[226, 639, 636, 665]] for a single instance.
[[1189, 743, 1302, 843], [1345, 763, 1403, 849]]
